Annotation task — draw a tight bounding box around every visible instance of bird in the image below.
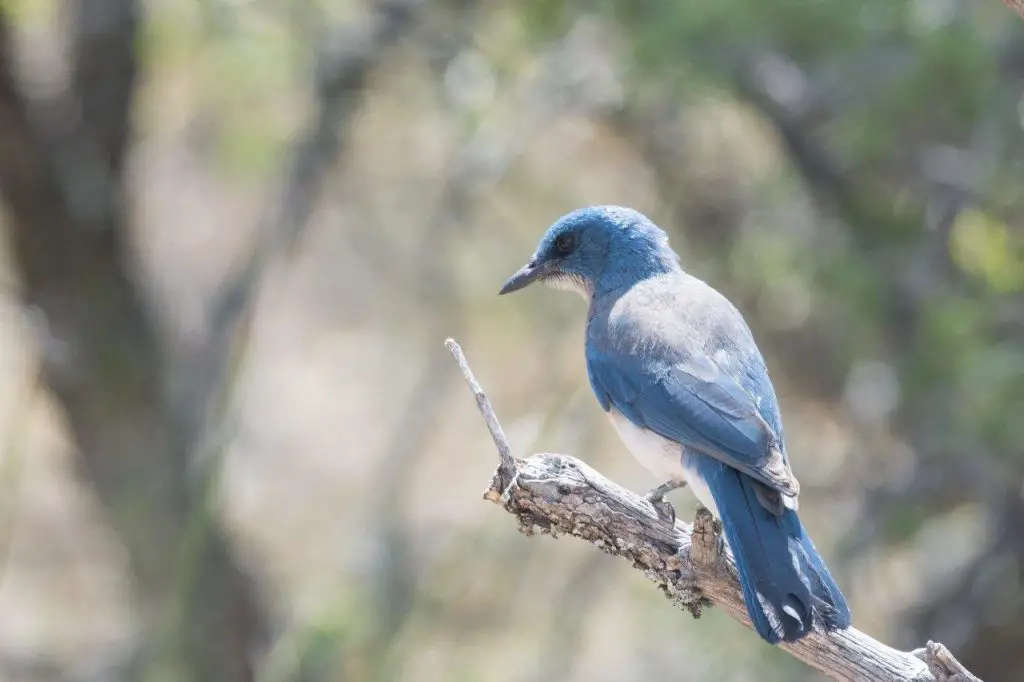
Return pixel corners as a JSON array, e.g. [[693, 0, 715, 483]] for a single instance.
[[498, 205, 850, 644]]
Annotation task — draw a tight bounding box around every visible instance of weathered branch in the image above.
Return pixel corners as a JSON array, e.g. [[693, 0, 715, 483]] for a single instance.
[[445, 338, 982, 682], [446, 339, 517, 490]]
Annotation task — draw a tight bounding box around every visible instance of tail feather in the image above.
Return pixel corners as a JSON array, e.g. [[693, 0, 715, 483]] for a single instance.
[[700, 459, 850, 644]]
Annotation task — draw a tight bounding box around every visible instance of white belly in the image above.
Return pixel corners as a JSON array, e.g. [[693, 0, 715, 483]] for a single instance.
[[607, 408, 719, 516], [681, 449, 720, 517]]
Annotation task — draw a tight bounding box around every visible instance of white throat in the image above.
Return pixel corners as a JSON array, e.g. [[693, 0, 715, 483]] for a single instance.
[[543, 273, 592, 301]]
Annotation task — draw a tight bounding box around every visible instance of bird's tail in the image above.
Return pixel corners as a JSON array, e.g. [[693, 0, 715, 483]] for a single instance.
[[703, 464, 850, 644]]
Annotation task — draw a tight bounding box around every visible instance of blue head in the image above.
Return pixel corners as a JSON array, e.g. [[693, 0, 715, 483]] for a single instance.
[[499, 206, 680, 298]]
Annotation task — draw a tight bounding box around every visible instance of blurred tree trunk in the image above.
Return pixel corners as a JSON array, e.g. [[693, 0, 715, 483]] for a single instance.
[[1, 0, 425, 677], [0, 4, 266, 680]]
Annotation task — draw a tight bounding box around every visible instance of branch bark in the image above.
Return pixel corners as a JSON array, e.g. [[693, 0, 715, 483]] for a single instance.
[[445, 338, 983, 682]]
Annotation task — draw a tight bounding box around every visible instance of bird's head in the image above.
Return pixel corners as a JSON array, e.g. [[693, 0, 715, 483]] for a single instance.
[[499, 205, 679, 299]]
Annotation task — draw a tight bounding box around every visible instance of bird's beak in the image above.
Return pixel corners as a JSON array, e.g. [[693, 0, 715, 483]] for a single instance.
[[499, 258, 552, 295]]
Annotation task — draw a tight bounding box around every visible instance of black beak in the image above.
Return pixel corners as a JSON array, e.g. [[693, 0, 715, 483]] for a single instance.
[[499, 258, 551, 295]]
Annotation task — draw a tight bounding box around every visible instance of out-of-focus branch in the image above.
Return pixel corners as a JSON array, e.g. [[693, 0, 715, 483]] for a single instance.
[[163, 0, 426, 575], [445, 338, 982, 682], [70, 0, 138, 174], [1001, 1, 1024, 20], [175, 0, 426, 676], [603, 102, 850, 401], [733, 55, 903, 245], [202, 0, 421, 366], [168, 3, 425, 678]]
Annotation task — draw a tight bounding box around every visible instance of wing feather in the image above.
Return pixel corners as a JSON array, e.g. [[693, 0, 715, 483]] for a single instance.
[[587, 348, 799, 498]]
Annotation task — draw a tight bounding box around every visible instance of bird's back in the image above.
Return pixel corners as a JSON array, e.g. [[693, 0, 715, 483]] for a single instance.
[[587, 271, 785, 441]]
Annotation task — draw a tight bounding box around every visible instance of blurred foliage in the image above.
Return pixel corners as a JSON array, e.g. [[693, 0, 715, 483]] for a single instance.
[[0, 0, 1021, 681], [951, 208, 1024, 292]]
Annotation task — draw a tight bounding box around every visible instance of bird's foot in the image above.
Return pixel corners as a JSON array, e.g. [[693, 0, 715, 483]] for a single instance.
[[648, 496, 677, 524], [644, 480, 686, 525]]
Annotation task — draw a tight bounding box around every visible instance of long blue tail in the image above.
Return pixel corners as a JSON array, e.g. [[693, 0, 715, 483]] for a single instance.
[[700, 460, 850, 644]]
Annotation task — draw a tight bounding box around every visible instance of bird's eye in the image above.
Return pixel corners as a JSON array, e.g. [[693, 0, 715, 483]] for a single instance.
[[554, 233, 575, 255]]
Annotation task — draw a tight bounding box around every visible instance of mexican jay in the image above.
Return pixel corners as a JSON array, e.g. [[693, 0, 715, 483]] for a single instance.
[[499, 205, 850, 644]]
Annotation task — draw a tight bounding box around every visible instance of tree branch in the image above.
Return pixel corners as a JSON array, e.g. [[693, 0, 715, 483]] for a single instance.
[[175, 0, 425, 466], [445, 339, 517, 490], [1002, 0, 1024, 21], [204, 0, 421, 350], [69, 0, 138, 174], [445, 338, 983, 682]]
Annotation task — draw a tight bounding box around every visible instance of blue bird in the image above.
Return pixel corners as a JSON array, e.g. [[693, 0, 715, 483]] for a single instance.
[[499, 206, 850, 644]]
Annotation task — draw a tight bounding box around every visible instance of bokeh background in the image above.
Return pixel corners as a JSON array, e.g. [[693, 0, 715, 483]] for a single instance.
[[0, 0, 1022, 680]]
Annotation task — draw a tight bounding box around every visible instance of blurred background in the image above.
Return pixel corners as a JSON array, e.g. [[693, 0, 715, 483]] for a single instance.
[[0, 0, 1022, 680]]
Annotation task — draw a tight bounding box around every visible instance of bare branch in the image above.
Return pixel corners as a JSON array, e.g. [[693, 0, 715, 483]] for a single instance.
[[912, 642, 983, 682], [445, 338, 517, 492], [447, 338, 983, 682]]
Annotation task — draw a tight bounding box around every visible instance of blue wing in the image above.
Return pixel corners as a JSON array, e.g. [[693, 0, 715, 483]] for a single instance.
[[587, 346, 798, 496]]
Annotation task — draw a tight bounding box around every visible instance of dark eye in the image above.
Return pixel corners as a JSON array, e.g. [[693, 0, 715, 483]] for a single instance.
[[554, 233, 575, 255]]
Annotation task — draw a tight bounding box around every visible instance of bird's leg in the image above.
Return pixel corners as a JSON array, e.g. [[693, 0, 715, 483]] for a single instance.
[[644, 479, 686, 524]]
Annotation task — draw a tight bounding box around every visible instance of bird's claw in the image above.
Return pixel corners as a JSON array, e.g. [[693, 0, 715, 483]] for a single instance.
[[645, 491, 677, 525], [643, 480, 685, 524]]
